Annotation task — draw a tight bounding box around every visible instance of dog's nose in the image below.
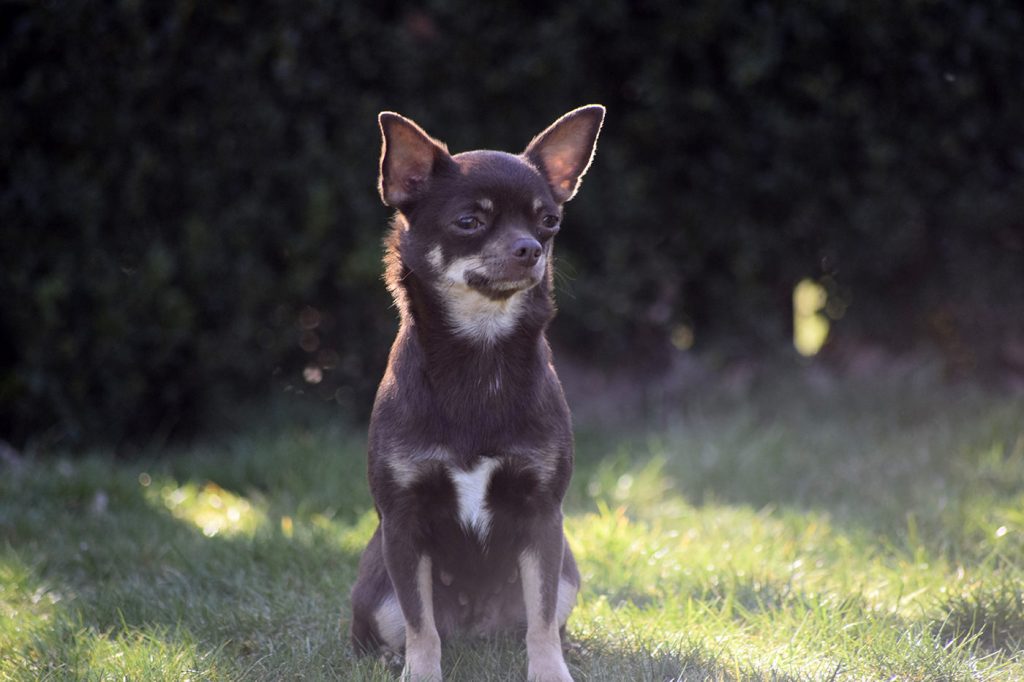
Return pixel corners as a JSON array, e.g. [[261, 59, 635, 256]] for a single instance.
[[511, 237, 542, 266]]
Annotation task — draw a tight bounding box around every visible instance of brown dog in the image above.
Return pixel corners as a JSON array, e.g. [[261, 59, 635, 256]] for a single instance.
[[349, 105, 604, 681]]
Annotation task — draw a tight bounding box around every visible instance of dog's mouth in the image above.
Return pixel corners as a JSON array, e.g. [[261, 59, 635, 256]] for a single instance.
[[464, 270, 539, 300], [435, 253, 545, 301]]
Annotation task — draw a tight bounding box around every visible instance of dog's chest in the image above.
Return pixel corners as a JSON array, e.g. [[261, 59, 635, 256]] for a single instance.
[[392, 453, 546, 544], [449, 458, 501, 538]]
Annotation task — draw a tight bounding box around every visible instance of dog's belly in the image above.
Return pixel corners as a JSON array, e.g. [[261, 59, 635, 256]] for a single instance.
[[400, 456, 548, 634]]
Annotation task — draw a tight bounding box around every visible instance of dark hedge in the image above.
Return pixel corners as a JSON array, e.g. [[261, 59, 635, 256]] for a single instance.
[[3, 1, 1023, 449]]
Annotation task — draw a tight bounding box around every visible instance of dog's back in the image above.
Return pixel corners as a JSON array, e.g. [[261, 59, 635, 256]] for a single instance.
[[350, 106, 604, 682]]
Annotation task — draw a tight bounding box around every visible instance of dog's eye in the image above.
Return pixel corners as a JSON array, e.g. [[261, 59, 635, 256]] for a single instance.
[[541, 215, 560, 230], [455, 216, 482, 231]]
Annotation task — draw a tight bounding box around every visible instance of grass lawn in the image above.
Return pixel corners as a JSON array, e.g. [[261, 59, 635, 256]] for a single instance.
[[2, 364, 1023, 680]]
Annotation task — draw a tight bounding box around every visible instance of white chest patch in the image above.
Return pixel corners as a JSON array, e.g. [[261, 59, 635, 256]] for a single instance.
[[451, 458, 501, 540]]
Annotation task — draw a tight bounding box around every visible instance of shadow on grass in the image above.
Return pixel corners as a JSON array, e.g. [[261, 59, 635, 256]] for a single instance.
[[345, 631, 811, 682], [0, 444, 368, 679], [3, 375, 1022, 679], [0, 449, 835, 681], [0, 455, 808, 681], [571, 374, 1024, 558], [563, 373, 1024, 673]]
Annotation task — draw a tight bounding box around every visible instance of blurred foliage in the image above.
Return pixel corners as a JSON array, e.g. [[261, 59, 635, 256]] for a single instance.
[[2, 0, 1023, 449]]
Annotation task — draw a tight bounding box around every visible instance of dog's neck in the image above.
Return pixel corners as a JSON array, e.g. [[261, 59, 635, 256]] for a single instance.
[[384, 238, 555, 392], [403, 265, 551, 349]]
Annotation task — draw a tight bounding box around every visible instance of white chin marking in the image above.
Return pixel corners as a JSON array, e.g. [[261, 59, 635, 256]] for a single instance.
[[438, 256, 532, 344], [447, 288, 526, 343], [490, 278, 533, 291]]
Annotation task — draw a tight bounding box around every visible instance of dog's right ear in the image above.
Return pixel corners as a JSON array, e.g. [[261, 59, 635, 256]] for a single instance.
[[524, 105, 605, 204], [378, 112, 450, 207]]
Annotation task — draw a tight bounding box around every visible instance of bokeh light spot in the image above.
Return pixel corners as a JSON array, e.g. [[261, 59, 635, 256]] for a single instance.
[[793, 279, 829, 356]]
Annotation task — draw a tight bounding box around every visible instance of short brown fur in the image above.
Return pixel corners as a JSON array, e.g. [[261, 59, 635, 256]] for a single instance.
[[350, 106, 605, 682]]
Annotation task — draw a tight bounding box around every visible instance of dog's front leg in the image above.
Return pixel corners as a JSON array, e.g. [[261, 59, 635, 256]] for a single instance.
[[520, 519, 573, 682], [382, 519, 442, 681]]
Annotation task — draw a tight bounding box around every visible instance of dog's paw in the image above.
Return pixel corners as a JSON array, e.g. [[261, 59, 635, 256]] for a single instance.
[[561, 636, 587, 665], [527, 653, 573, 682], [401, 660, 442, 682], [379, 648, 403, 672], [401, 638, 442, 681]]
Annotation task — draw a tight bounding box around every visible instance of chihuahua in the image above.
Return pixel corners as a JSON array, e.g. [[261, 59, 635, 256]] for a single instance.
[[349, 105, 604, 682]]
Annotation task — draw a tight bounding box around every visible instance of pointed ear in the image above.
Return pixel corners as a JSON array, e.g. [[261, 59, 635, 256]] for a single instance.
[[378, 112, 450, 207], [524, 104, 605, 203]]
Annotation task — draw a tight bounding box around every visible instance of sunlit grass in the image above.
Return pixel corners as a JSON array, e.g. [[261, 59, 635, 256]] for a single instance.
[[0, 555, 60, 673], [0, 555, 216, 680], [567, 465, 1020, 680], [1, 370, 1022, 679], [151, 480, 265, 539]]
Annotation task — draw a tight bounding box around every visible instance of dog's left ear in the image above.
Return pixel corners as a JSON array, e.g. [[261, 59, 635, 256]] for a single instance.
[[524, 104, 605, 203], [378, 112, 451, 208]]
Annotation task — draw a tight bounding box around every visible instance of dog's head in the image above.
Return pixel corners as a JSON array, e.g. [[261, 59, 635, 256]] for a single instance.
[[378, 106, 604, 341]]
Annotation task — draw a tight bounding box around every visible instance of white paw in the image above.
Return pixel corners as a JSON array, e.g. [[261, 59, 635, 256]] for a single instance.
[[402, 637, 442, 681], [402, 658, 442, 682], [527, 651, 573, 682]]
